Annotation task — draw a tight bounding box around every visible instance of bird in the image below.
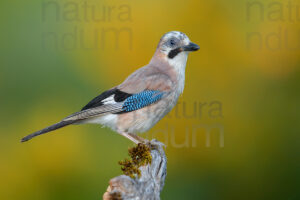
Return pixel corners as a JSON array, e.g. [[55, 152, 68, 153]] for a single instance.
[[21, 31, 199, 144]]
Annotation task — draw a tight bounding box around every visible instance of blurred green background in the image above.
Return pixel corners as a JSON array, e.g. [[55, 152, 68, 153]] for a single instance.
[[1, 0, 299, 199]]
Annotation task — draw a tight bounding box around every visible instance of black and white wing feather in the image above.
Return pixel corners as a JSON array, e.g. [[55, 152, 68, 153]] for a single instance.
[[21, 88, 165, 142]]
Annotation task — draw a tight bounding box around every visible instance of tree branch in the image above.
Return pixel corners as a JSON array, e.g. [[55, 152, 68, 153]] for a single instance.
[[103, 140, 167, 200]]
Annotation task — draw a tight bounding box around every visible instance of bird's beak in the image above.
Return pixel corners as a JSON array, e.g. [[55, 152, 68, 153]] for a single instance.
[[182, 42, 200, 52]]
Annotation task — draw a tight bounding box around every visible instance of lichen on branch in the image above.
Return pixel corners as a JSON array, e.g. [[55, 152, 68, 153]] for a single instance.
[[103, 140, 167, 200], [118, 143, 152, 178]]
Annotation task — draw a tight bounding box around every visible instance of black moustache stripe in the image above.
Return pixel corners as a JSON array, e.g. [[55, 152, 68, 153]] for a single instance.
[[168, 48, 182, 59]]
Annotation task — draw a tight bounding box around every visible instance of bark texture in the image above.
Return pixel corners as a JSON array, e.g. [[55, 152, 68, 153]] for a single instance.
[[103, 140, 167, 200]]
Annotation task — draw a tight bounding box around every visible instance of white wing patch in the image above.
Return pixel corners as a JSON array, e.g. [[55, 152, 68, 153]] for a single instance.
[[102, 95, 116, 105]]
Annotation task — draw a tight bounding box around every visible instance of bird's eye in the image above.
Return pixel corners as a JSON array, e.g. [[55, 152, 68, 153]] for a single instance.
[[169, 39, 176, 46]]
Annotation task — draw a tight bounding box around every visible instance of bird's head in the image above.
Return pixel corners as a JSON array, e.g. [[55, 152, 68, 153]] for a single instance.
[[156, 31, 199, 60]]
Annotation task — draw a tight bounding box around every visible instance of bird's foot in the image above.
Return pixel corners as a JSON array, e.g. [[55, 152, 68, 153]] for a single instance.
[[128, 135, 165, 151], [118, 132, 163, 151]]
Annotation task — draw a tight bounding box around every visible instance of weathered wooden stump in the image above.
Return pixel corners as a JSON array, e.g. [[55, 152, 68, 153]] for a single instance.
[[103, 140, 167, 200]]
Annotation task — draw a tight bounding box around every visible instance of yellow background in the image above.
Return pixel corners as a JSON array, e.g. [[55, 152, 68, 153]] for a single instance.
[[1, 0, 299, 199]]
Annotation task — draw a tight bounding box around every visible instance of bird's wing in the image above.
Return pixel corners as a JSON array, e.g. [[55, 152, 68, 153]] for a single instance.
[[63, 72, 173, 121], [63, 102, 123, 121], [80, 88, 130, 111], [117, 66, 174, 94]]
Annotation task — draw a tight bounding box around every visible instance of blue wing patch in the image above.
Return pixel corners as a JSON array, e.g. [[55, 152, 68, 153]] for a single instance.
[[122, 90, 164, 112]]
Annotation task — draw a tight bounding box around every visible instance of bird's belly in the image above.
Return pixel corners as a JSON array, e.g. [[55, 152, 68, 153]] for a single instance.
[[117, 96, 177, 134], [81, 93, 180, 134]]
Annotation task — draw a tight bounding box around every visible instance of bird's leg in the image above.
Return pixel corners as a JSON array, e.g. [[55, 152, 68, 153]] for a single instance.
[[128, 133, 149, 144], [118, 132, 148, 144], [118, 132, 140, 144]]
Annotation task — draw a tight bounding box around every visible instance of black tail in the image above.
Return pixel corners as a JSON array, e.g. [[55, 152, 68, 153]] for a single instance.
[[21, 120, 75, 142]]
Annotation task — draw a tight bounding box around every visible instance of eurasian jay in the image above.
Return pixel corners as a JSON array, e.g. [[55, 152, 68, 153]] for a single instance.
[[21, 31, 199, 144]]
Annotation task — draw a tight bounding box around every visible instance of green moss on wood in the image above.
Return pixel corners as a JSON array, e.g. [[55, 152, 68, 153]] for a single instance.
[[118, 143, 152, 178]]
